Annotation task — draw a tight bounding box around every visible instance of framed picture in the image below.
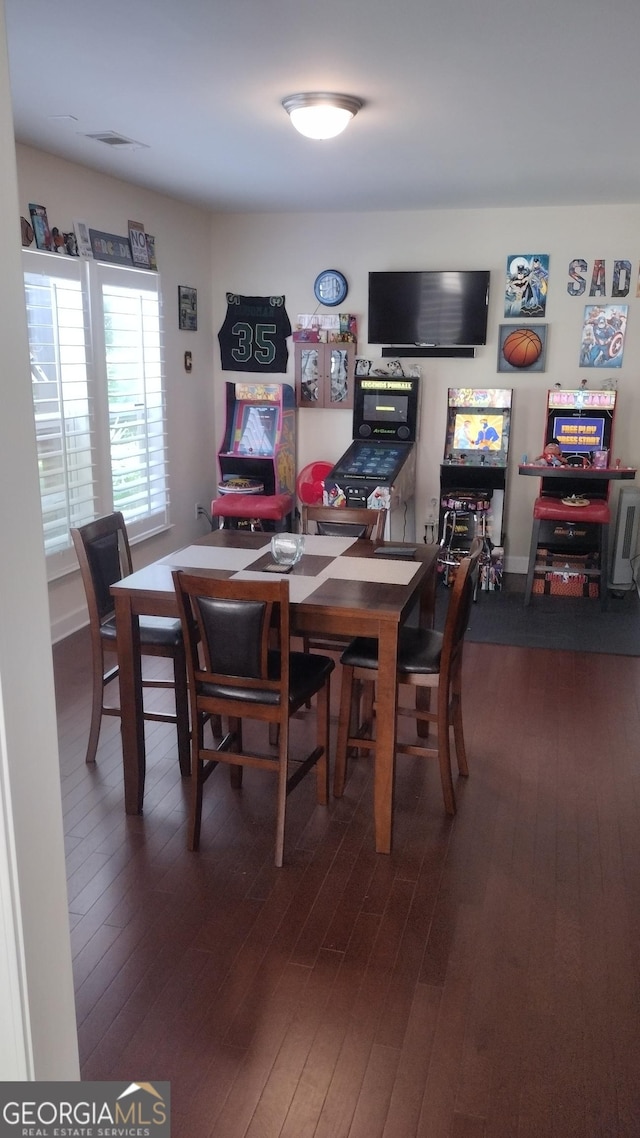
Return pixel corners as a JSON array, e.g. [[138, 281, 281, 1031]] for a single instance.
[[504, 254, 549, 318], [29, 203, 53, 251], [579, 304, 627, 368], [498, 324, 548, 372], [355, 357, 371, 376], [178, 285, 197, 331]]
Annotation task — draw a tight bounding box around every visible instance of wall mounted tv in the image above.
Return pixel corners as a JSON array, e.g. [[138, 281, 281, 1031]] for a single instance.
[[368, 270, 490, 347]]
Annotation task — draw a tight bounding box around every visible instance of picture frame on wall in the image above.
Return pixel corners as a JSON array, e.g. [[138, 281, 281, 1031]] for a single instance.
[[178, 285, 197, 331], [498, 324, 547, 372]]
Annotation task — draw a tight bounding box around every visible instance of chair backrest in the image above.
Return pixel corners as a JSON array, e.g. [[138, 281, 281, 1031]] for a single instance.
[[173, 572, 290, 707], [71, 512, 133, 626], [441, 537, 483, 672], [301, 504, 387, 541]]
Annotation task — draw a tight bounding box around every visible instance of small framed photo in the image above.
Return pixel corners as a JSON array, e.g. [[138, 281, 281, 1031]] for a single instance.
[[355, 357, 371, 376], [178, 285, 197, 331]]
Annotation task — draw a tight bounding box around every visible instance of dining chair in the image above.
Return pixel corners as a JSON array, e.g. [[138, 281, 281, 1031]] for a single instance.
[[172, 571, 335, 867], [301, 504, 387, 542], [334, 537, 482, 817], [300, 504, 388, 662], [71, 512, 190, 773]]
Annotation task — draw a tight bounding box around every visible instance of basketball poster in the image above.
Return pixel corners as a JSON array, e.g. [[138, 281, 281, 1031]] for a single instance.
[[498, 324, 547, 372], [504, 254, 549, 318]]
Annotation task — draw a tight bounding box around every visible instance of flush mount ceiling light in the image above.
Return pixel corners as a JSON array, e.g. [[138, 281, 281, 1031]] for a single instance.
[[281, 92, 363, 140]]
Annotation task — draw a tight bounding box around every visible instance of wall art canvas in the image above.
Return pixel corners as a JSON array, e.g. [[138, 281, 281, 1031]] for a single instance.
[[504, 254, 549, 318], [579, 304, 627, 368], [178, 285, 197, 331], [497, 324, 547, 372]]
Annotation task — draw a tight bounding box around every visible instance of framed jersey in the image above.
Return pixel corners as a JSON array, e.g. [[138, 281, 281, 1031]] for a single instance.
[[218, 293, 292, 373]]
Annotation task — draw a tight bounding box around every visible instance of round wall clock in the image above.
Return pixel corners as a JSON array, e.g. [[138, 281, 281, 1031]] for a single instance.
[[314, 269, 348, 307]]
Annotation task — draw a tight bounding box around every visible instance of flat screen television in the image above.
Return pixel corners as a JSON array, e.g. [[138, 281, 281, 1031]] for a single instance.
[[368, 270, 490, 346]]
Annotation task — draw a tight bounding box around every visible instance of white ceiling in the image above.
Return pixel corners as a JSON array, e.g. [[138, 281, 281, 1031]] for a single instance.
[[6, 0, 640, 215]]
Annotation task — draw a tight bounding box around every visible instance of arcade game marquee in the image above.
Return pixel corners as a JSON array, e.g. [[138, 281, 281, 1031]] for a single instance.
[[216, 381, 296, 504], [323, 374, 419, 541], [439, 388, 513, 588]]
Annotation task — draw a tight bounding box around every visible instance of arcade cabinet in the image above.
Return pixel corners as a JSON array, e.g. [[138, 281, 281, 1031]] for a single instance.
[[523, 387, 617, 604], [323, 374, 419, 541], [213, 381, 296, 530], [439, 388, 513, 588]]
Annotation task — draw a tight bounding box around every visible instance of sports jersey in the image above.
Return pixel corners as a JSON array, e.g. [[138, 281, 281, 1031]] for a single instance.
[[218, 293, 291, 373]]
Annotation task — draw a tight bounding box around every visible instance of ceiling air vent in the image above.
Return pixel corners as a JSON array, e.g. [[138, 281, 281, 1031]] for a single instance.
[[84, 131, 148, 149]]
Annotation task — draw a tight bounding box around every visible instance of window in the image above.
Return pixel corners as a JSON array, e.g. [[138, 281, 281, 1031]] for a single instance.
[[23, 250, 169, 579]]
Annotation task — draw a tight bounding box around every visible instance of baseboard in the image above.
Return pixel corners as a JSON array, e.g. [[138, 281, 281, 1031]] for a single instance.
[[51, 609, 88, 645]]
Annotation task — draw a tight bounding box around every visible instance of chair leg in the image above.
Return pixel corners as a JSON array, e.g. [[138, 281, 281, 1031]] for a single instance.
[[86, 644, 109, 765], [524, 517, 542, 606], [173, 644, 191, 777], [334, 664, 355, 797], [450, 666, 469, 778], [437, 682, 456, 816], [315, 679, 330, 806], [274, 716, 289, 868], [188, 719, 206, 851]]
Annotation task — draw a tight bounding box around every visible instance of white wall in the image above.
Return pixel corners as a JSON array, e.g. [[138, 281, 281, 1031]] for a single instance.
[[0, 5, 78, 1077], [16, 144, 218, 641], [211, 207, 640, 569]]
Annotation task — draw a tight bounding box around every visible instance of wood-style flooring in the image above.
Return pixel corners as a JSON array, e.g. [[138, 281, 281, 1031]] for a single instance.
[[54, 624, 640, 1137]]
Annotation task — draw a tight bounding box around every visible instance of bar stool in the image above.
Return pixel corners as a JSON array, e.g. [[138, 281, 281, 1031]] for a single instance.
[[438, 490, 492, 588], [524, 496, 610, 610], [211, 491, 294, 532]]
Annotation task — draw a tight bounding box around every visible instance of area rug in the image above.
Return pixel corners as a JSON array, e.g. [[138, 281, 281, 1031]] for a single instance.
[[434, 576, 640, 656]]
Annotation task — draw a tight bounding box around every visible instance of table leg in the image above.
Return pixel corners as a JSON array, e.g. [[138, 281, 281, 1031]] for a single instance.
[[114, 594, 145, 813], [373, 622, 400, 854]]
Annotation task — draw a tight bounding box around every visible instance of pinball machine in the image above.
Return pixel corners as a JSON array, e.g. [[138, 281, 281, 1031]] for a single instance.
[[322, 374, 420, 541]]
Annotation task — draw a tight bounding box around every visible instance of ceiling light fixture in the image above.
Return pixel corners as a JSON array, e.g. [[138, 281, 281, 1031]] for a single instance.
[[281, 92, 363, 140]]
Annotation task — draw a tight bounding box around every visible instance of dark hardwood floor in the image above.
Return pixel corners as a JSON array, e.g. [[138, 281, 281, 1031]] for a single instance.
[[53, 625, 640, 1137]]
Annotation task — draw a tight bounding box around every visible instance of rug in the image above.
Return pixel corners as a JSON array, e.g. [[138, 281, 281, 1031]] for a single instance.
[[434, 575, 640, 656]]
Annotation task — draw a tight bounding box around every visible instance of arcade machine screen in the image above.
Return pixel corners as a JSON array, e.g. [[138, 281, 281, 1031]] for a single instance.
[[445, 388, 512, 466], [234, 404, 278, 456], [539, 389, 617, 500], [544, 390, 616, 459], [362, 391, 409, 425]]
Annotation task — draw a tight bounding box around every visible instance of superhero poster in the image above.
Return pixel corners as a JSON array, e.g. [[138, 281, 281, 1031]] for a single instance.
[[579, 304, 627, 368], [504, 254, 549, 318]]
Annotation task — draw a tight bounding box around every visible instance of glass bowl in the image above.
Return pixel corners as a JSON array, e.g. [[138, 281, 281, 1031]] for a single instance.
[[270, 533, 305, 568]]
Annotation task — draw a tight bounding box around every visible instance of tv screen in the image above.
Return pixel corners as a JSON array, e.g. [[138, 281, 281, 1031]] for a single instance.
[[368, 270, 490, 346]]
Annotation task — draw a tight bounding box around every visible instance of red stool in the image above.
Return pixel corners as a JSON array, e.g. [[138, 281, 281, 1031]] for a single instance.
[[211, 492, 294, 532], [524, 496, 610, 609]]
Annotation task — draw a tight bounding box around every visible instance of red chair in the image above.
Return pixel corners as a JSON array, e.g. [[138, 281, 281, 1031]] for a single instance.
[[211, 492, 294, 532]]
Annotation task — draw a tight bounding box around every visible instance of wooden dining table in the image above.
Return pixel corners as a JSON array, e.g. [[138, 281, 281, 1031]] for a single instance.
[[111, 529, 439, 854]]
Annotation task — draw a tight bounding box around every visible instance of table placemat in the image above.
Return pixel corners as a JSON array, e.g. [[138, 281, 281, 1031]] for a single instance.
[[318, 555, 421, 585], [232, 569, 325, 603], [159, 543, 270, 570]]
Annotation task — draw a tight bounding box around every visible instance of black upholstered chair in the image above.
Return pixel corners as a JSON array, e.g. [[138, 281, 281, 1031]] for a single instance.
[[334, 538, 482, 817], [301, 504, 387, 542], [71, 512, 190, 773], [172, 571, 335, 867], [300, 504, 387, 664]]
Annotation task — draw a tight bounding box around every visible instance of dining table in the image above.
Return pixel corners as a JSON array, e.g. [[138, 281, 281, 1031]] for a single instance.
[[111, 529, 439, 854]]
